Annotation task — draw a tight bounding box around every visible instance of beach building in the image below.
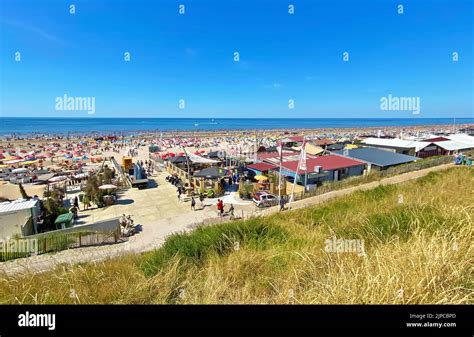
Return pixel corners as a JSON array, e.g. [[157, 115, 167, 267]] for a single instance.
[[420, 134, 474, 155], [334, 148, 418, 170], [361, 135, 474, 158], [0, 199, 41, 239], [361, 138, 430, 156], [270, 155, 366, 187]]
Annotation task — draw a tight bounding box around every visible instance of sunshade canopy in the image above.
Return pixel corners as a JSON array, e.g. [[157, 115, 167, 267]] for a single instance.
[[194, 167, 228, 178]]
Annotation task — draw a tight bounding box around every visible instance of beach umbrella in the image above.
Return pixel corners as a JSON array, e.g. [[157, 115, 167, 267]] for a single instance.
[[48, 176, 67, 183], [5, 159, 23, 164], [254, 175, 269, 181], [99, 184, 117, 190], [12, 168, 28, 174]]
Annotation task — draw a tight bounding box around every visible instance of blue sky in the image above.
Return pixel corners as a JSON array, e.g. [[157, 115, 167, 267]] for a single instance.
[[0, 0, 472, 118]]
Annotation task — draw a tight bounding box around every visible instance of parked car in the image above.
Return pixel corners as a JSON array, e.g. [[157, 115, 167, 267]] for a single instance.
[[253, 192, 279, 207]]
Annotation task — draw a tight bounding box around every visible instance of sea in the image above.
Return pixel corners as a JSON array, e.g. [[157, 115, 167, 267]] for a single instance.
[[0, 117, 473, 136]]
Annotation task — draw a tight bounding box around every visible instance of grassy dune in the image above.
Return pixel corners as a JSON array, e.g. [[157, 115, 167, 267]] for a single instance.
[[0, 167, 472, 304]]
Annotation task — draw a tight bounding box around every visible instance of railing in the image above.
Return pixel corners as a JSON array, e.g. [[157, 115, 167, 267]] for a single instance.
[[0, 229, 121, 262], [0, 217, 122, 262]]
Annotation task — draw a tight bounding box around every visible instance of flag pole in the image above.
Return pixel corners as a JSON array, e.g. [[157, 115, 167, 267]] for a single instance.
[[288, 150, 301, 210], [288, 136, 305, 209], [278, 138, 283, 199]]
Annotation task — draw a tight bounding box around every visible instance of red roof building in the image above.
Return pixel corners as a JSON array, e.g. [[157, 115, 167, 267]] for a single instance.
[[247, 162, 278, 172], [279, 155, 366, 175]]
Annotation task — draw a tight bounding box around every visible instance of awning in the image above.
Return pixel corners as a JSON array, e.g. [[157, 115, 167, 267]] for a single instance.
[[194, 167, 228, 178], [186, 152, 220, 164]]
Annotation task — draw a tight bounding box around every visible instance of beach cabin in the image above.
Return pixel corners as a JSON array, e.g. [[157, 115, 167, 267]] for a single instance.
[[334, 148, 418, 171], [360, 138, 429, 157], [271, 155, 366, 188], [0, 199, 41, 239]]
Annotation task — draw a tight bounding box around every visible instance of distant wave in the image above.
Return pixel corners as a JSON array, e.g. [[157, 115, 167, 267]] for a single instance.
[[0, 117, 472, 135]]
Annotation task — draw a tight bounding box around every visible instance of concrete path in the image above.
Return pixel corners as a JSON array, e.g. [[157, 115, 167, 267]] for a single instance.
[[0, 163, 455, 276]]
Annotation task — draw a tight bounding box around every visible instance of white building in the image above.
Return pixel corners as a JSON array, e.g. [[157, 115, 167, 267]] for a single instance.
[[0, 199, 41, 239]]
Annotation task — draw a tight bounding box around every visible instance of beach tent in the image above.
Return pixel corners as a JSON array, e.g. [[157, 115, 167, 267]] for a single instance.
[[292, 143, 324, 155], [5, 159, 23, 164], [186, 152, 220, 164], [12, 168, 28, 174], [99, 184, 117, 190], [194, 167, 228, 178], [49, 176, 68, 183]]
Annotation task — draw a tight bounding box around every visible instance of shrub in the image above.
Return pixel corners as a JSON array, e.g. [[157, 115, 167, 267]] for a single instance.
[[140, 219, 288, 277]]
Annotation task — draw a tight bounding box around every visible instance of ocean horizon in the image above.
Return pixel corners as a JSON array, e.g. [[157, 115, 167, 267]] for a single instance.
[[1, 117, 473, 135]]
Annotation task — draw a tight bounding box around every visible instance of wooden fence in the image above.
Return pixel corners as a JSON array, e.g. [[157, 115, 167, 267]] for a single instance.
[[0, 228, 121, 262]]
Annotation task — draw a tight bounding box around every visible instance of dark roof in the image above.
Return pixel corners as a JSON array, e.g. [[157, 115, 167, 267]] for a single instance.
[[169, 156, 187, 164], [208, 151, 225, 158], [326, 143, 345, 151], [422, 137, 450, 142], [334, 148, 418, 167], [194, 167, 228, 178]]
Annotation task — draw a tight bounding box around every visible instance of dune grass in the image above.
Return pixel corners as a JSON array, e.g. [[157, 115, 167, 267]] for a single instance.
[[0, 167, 472, 304]]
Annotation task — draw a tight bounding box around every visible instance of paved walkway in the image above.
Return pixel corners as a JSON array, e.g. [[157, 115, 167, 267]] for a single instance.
[[0, 163, 454, 276]]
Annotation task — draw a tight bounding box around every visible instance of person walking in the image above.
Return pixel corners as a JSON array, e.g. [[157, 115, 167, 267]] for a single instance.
[[228, 203, 235, 219], [191, 196, 196, 211], [279, 196, 286, 211], [199, 194, 205, 209], [218, 199, 224, 217]]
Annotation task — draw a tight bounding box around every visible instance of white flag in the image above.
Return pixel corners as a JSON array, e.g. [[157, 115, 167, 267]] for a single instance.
[[277, 140, 283, 163]]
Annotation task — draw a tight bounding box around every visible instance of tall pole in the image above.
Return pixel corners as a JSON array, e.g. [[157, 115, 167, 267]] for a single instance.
[[288, 150, 302, 210], [278, 139, 283, 198], [182, 147, 191, 184]]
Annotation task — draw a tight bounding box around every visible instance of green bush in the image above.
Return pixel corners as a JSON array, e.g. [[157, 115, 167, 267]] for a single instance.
[[140, 219, 288, 277]]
